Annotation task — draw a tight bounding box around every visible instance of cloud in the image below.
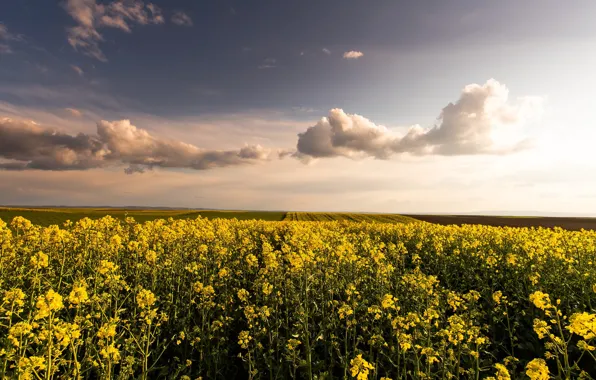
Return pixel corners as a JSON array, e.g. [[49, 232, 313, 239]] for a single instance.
[[258, 58, 277, 69], [70, 65, 84, 76], [0, 24, 23, 42], [0, 118, 107, 171], [296, 79, 542, 160], [343, 51, 363, 59], [322, 48, 331, 55], [171, 11, 193, 26], [64, 0, 164, 61], [0, 117, 278, 173], [65, 108, 83, 117], [0, 44, 12, 54], [0, 23, 24, 53]]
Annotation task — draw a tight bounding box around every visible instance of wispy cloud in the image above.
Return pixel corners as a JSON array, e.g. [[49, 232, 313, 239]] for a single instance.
[[171, 10, 193, 27], [0, 23, 25, 54], [70, 65, 84, 76], [63, 0, 164, 61], [295, 79, 543, 161], [64, 108, 83, 117], [258, 58, 277, 69], [0, 44, 12, 54], [343, 50, 363, 59], [322, 48, 331, 55]]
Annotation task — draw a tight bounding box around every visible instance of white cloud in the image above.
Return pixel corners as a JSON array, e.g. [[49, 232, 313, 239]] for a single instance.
[[64, 0, 164, 61], [343, 51, 363, 59], [296, 79, 543, 160], [322, 48, 331, 55], [171, 11, 193, 27]]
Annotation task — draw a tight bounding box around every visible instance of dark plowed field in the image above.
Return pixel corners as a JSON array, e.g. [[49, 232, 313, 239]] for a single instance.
[[404, 214, 596, 231]]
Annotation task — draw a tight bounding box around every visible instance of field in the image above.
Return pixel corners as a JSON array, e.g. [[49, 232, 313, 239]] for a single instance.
[[406, 214, 596, 231], [0, 207, 286, 227], [1, 215, 595, 379], [283, 212, 418, 224]]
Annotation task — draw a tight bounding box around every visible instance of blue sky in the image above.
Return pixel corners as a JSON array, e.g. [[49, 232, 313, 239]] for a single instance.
[[1, 0, 596, 214]]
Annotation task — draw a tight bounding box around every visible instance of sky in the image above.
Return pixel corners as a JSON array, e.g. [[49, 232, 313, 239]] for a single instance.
[[1, 0, 596, 214]]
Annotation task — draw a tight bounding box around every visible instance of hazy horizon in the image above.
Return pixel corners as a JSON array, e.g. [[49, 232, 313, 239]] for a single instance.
[[2, 1, 596, 215]]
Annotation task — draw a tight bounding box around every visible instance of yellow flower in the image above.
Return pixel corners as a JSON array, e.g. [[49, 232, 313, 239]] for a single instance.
[[287, 338, 301, 351], [3, 288, 26, 308], [338, 304, 354, 319], [381, 294, 395, 309], [495, 363, 510, 380], [237, 289, 250, 303], [30, 251, 49, 269], [350, 354, 374, 380], [492, 291, 502, 305], [567, 312, 596, 339], [533, 319, 551, 339], [525, 359, 549, 380], [578, 340, 596, 351], [8, 322, 33, 347], [98, 260, 117, 275], [529, 291, 551, 310], [97, 322, 117, 339], [262, 282, 273, 296], [35, 289, 64, 319], [145, 250, 157, 265], [100, 344, 121, 363], [68, 282, 89, 305], [245, 254, 258, 267], [218, 268, 229, 278], [238, 330, 252, 349], [137, 289, 157, 309]]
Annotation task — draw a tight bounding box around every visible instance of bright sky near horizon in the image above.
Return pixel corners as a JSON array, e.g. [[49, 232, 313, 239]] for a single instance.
[[1, 0, 596, 214]]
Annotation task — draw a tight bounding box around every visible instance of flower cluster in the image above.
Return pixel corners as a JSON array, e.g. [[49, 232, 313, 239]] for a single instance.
[[0, 215, 595, 379]]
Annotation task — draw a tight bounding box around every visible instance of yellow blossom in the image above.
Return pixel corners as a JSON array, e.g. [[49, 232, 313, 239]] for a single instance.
[[350, 354, 374, 380], [525, 359, 549, 380], [137, 289, 157, 309]]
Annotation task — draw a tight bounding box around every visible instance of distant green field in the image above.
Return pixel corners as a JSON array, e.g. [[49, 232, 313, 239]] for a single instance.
[[0, 207, 286, 227], [283, 211, 418, 223], [0, 208, 419, 227]]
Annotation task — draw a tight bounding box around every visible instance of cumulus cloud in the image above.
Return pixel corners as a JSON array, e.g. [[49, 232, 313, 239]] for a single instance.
[[343, 51, 363, 59], [64, 0, 164, 61], [0, 118, 107, 171], [296, 79, 542, 161], [0, 117, 277, 173], [171, 11, 193, 26], [322, 48, 331, 55]]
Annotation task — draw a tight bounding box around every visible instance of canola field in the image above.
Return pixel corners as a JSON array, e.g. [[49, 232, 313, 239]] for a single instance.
[[283, 212, 418, 224], [0, 208, 286, 227], [1, 216, 595, 379]]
